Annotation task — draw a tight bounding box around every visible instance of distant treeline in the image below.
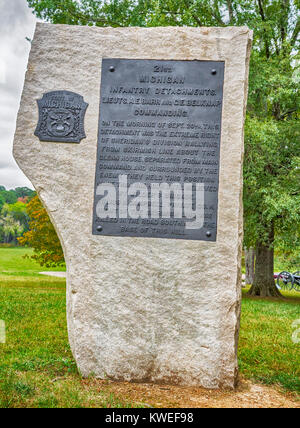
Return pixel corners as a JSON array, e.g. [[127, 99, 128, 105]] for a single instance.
[[0, 186, 36, 245]]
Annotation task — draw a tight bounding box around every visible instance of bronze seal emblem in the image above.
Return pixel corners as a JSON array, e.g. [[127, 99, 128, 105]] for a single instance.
[[35, 91, 88, 143]]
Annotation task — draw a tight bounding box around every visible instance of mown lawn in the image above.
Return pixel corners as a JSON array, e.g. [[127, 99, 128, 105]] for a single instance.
[[240, 286, 299, 393], [0, 247, 299, 407], [0, 248, 135, 408]]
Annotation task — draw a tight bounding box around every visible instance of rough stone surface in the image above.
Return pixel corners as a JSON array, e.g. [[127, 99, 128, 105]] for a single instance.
[[14, 24, 252, 388]]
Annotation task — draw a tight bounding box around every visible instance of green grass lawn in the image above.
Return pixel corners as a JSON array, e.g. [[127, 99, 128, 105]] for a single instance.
[[0, 247, 299, 407], [0, 246, 65, 276], [240, 286, 300, 393]]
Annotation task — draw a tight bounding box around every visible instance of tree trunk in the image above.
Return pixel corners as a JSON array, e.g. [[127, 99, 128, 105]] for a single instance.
[[244, 247, 255, 284], [248, 224, 282, 297]]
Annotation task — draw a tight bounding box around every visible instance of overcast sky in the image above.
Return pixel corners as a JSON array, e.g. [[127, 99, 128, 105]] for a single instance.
[[0, 0, 37, 190]]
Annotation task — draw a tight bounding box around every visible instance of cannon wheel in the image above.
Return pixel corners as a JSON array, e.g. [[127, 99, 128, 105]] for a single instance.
[[276, 271, 294, 291], [292, 271, 300, 292]]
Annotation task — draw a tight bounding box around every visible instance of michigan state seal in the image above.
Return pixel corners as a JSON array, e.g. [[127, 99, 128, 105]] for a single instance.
[[34, 91, 88, 143]]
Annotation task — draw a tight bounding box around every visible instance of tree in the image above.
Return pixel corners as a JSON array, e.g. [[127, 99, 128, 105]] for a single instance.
[[242, 2, 299, 296], [3, 201, 30, 232], [0, 187, 36, 244], [14, 187, 35, 199], [244, 247, 255, 285], [0, 204, 25, 245], [0, 187, 34, 207], [0, 189, 17, 205], [27, 0, 299, 295], [0, 194, 5, 213], [18, 195, 65, 267], [0, 216, 24, 244]]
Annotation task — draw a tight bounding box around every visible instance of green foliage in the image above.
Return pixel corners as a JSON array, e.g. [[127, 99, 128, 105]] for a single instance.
[[0, 194, 5, 214], [0, 190, 17, 205], [0, 216, 23, 245], [0, 204, 25, 245], [27, 0, 153, 26], [243, 116, 300, 247], [0, 188, 35, 245], [244, 20, 300, 248], [0, 187, 35, 211], [2, 202, 30, 231], [14, 187, 35, 200], [19, 196, 65, 267], [0, 186, 63, 265], [274, 248, 300, 271], [25, 0, 300, 35]]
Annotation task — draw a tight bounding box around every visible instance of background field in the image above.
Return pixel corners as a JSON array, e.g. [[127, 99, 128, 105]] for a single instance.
[[0, 247, 299, 407]]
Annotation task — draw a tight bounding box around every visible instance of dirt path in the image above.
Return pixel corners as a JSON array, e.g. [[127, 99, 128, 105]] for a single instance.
[[39, 271, 66, 278], [87, 378, 299, 408]]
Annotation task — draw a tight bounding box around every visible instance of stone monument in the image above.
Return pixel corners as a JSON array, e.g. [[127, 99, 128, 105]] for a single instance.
[[14, 23, 252, 388]]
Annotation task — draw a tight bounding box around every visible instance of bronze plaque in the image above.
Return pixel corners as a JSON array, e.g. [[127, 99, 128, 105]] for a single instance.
[[93, 59, 224, 241], [35, 91, 88, 143]]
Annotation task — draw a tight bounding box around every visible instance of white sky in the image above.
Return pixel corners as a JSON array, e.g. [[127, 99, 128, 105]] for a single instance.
[[0, 0, 37, 190]]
